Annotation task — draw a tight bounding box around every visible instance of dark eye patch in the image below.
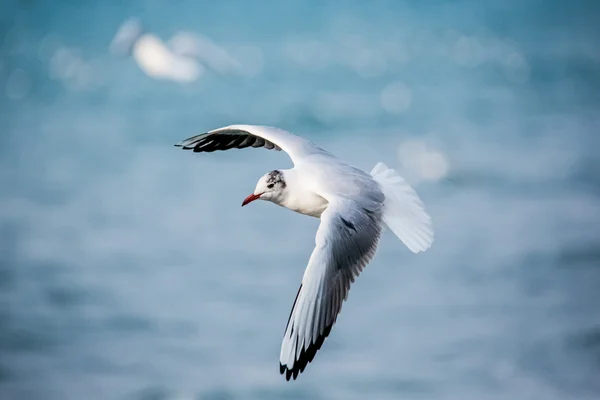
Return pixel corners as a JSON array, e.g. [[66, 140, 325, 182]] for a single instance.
[[267, 183, 274, 189]]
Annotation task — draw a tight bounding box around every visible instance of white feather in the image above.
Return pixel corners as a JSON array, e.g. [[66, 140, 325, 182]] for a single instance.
[[370, 162, 434, 253]]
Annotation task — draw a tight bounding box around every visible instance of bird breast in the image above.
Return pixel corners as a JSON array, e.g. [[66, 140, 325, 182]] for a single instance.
[[282, 191, 328, 218]]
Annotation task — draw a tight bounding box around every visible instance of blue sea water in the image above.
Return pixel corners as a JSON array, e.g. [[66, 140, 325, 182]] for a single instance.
[[2, 1, 600, 399]]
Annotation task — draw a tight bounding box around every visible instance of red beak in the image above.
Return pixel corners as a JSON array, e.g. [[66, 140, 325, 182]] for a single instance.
[[241, 193, 262, 207]]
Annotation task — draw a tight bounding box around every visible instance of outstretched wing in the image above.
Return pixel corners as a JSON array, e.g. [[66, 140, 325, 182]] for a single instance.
[[174, 124, 327, 165], [279, 198, 384, 380]]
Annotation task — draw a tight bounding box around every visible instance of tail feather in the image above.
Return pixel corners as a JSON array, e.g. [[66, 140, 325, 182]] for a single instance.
[[370, 162, 434, 253]]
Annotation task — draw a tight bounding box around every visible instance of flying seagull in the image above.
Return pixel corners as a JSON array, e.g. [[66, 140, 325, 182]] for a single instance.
[[175, 125, 434, 381]]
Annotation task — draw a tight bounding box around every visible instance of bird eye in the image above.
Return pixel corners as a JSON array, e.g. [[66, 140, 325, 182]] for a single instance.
[[267, 183, 274, 189]]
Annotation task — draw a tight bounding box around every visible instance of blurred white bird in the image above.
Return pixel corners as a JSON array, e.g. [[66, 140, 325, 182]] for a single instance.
[[175, 125, 434, 380], [110, 18, 202, 82]]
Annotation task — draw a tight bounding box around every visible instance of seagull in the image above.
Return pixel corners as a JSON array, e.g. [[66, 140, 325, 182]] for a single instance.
[[175, 125, 434, 381]]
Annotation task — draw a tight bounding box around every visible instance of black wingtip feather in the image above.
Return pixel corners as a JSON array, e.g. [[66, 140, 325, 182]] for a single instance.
[[174, 130, 282, 154], [279, 323, 334, 381], [279, 281, 337, 381]]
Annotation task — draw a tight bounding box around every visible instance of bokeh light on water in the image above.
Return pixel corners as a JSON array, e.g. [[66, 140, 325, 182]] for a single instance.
[[2, 1, 600, 400]]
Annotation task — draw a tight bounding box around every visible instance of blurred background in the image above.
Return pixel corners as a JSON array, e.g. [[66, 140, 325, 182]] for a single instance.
[[2, 1, 600, 399]]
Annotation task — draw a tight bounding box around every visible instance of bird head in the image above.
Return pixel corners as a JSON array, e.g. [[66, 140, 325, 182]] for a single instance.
[[242, 170, 287, 206]]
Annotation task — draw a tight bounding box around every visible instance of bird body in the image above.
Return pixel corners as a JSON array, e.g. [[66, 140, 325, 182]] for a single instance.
[[175, 125, 434, 380]]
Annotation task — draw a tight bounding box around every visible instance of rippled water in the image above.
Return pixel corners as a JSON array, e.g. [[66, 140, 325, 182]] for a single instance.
[[2, 1, 600, 399]]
